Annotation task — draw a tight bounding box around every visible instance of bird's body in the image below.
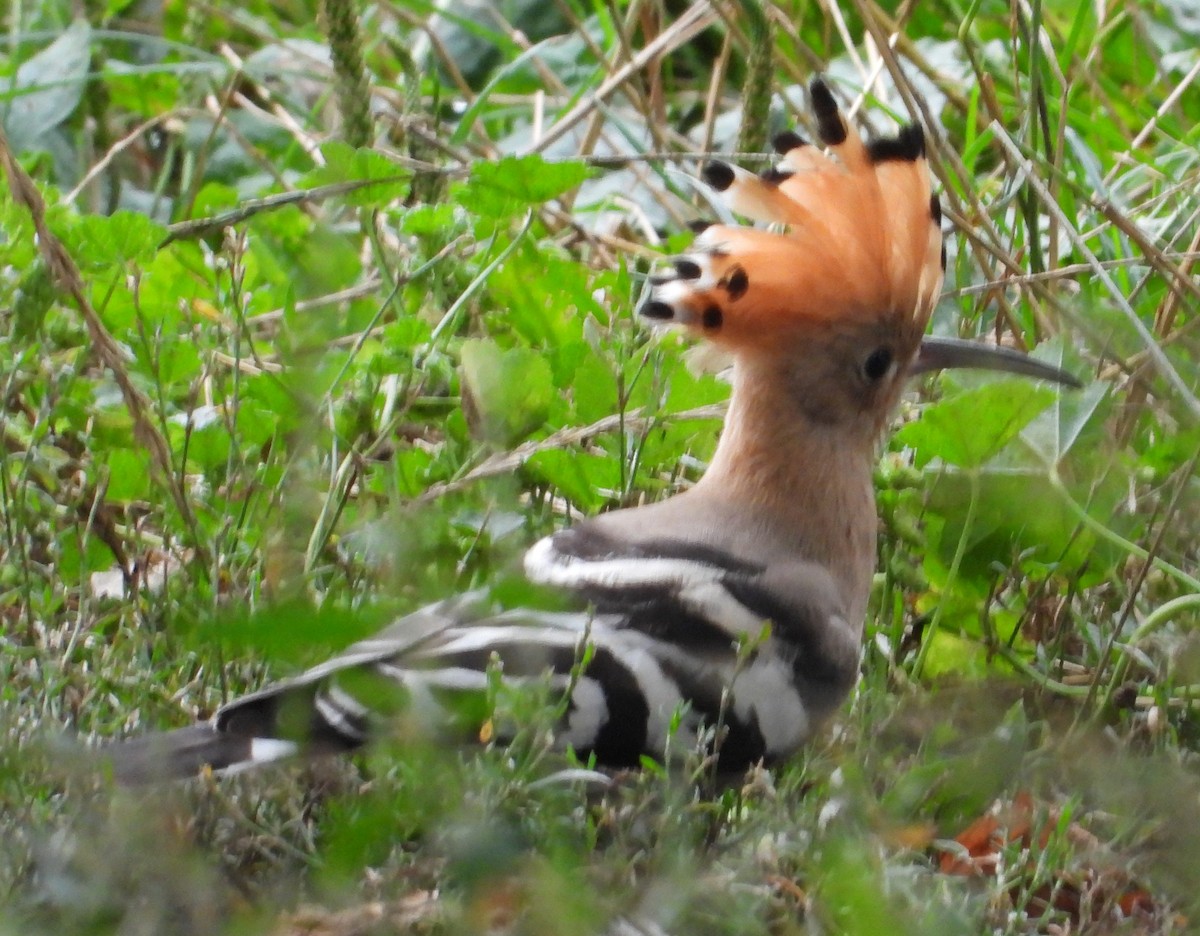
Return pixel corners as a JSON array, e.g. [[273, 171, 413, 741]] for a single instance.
[[106, 80, 1077, 784]]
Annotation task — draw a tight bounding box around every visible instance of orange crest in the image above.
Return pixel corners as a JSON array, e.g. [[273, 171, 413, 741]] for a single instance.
[[642, 79, 943, 351]]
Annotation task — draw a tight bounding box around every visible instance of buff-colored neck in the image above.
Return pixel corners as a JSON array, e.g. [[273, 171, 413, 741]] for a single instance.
[[694, 357, 881, 620]]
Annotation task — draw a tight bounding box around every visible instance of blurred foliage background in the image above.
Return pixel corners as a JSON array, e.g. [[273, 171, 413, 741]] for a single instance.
[[1, 0, 1199, 933]]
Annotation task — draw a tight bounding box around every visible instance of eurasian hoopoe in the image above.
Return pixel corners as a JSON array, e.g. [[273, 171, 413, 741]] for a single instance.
[[107, 79, 1078, 783]]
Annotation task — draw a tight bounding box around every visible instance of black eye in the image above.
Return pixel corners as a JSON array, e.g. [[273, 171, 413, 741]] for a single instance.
[[862, 347, 894, 382]]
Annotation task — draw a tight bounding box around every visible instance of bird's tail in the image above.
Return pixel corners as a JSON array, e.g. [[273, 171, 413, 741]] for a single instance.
[[101, 596, 478, 784], [101, 724, 299, 785]]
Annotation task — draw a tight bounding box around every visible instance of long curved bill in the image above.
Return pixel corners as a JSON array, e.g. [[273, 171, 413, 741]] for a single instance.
[[912, 336, 1082, 388]]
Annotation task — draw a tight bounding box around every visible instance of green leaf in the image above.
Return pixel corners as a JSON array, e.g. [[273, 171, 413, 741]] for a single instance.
[[1020, 379, 1108, 468], [12, 262, 56, 339], [460, 339, 554, 445], [459, 156, 593, 219], [488, 249, 600, 346], [570, 351, 618, 424], [190, 181, 240, 217], [3, 20, 91, 152], [174, 411, 232, 472], [158, 340, 203, 384], [63, 211, 168, 271], [896, 381, 1056, 469], [104, 449, 153, 502], [57, 536, 116, 580], [303, 143, 410, 206], [399, 203, 463, 236], [389, 447, 435, 498], [921, 630, 989, 680], [923, 469, 1110, 578], [526, 449, 615, 513]]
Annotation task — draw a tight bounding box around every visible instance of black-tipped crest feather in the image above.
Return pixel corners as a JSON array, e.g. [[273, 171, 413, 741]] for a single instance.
[[809, 78, 847, 145], [866, 124, 926, 162]]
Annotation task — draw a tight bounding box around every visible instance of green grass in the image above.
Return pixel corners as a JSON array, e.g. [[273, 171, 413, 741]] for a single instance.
[[2, 0, 1199, 932]]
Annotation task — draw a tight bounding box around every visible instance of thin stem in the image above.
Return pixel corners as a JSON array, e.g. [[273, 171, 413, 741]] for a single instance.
[[913, 468, 981, 678], [1130, 593, 1200, 645], [1048, 470, 1200, 593], [991, 643, 1092, 698]]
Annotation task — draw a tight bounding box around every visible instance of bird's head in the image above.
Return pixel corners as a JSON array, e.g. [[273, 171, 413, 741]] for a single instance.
[[641, 78, 1078, 439]]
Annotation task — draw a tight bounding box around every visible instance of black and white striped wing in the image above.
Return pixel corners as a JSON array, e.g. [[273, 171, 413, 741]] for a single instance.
[[522, 525, 861, 764], [217, 523, 863, 771], [109, 525, 858, 782]]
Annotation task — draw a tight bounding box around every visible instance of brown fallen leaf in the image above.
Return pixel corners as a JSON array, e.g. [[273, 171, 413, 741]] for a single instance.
[[939, 790, 1034, 876], [935, 792, 1166, 926]]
